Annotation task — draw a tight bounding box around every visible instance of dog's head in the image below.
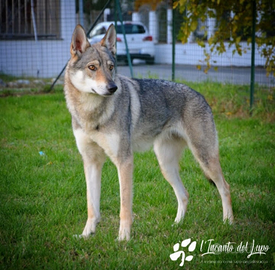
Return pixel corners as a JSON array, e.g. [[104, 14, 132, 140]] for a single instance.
[[68, 24, 118, 96]]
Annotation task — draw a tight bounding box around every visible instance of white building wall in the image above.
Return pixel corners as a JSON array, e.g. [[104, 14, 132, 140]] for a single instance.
[[132, 12, 140, 22], [167, 9, 173, 44], [207, 10, 216, 40], [0, 0, 76, 78], [155, 42, 266, 67], [149, 11, 158, 43]]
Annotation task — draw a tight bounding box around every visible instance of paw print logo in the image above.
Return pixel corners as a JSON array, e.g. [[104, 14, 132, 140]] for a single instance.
[[170, 238, 197, 267]]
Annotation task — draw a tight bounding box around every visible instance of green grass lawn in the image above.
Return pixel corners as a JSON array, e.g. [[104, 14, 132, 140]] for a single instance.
[[0, 82, 274, 269]]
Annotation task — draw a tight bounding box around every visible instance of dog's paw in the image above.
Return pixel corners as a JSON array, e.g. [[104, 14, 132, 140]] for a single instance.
[[174, 203, 187, 224], [118, 221, 131, 241], [73, 234, 86, 239], [118, 229, 130, 241], [223, 215, 234, 225], [73, 234, 92, 240], [82, 218, 98, 236]]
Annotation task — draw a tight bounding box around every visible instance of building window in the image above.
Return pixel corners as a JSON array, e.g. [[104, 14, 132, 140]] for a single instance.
[[0, 0, 60, 40]]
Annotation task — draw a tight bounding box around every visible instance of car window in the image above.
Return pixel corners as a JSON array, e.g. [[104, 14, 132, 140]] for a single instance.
[[116, 24, 146, 34], [90, 26, 106, 37], [132, 25, 146, 34]]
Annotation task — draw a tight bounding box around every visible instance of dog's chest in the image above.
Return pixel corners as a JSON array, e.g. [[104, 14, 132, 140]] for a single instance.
[[73, 94, 116, 131]]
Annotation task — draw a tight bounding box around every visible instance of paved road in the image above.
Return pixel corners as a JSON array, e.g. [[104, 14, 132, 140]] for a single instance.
[[117, 63, 274, 86]]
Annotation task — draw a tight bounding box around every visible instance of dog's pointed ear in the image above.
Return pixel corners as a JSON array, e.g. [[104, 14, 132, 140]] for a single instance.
[[70, 24, 90, 57], [100, 24, 116, 56]]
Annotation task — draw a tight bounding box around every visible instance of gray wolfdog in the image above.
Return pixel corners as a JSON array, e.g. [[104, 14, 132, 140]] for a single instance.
[[64, 24, 233, 241]]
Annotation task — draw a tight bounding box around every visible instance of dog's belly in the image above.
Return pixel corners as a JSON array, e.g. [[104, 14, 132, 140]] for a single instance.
[[131, 126, 168, 152], [131, 124, 163, 152], [132, 137, 154, 152]]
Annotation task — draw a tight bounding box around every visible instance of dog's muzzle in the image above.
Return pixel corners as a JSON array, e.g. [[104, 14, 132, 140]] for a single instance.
[[107, 82, 118, 94]]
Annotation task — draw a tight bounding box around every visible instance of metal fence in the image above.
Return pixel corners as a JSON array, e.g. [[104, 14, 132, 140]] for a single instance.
[[0, 0, 274, 90]]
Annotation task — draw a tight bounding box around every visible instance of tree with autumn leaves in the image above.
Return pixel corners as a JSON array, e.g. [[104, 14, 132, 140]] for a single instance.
[[174, 0, 275, 76]]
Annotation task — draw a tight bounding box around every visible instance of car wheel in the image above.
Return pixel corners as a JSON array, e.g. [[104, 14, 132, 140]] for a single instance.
[[124, 58, 133, 65], [146, 57, 155, 65]]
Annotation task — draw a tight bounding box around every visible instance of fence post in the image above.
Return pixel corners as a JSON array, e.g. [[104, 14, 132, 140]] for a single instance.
[[172, 2, 176, 81], [250, 0, 256, 114], [114, 0, 118, 72], [78, 0, 84, 26], [116, 0, 134, 78]]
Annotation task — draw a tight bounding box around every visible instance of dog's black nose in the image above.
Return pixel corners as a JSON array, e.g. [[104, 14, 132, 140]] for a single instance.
[[108, 83, 117, 94]]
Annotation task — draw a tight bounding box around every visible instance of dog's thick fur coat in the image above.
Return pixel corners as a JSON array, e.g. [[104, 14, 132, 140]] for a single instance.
[[64, 24, 233, 241]]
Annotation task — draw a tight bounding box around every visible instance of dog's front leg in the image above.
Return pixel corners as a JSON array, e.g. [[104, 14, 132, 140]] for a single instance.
[[81, 156, 105, 238], [74, 128, 106, 238], [117, 156, 134, 241]]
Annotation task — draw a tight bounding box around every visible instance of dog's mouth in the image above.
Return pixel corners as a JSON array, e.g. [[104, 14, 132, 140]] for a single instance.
[[91, 88, 98, 95], [91, 83, 117, 96], [91, 88, 116, 97]]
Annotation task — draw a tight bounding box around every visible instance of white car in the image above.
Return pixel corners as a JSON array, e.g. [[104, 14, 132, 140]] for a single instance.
[[88, 21, 155, 64]]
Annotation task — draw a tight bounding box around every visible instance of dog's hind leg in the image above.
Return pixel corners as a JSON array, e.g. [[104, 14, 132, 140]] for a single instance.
[[186, 127, 234, 224], [200, 156, 233, 224], [154, 137, 188, 223]]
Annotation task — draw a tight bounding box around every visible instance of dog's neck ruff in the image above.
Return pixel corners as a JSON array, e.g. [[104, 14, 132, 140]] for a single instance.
[[64, 72, 118, 132]]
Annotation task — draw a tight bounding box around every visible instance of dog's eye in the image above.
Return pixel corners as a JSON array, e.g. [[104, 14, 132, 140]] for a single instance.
[[109, 65, 114, 71], [88, 65, 97, 71]]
